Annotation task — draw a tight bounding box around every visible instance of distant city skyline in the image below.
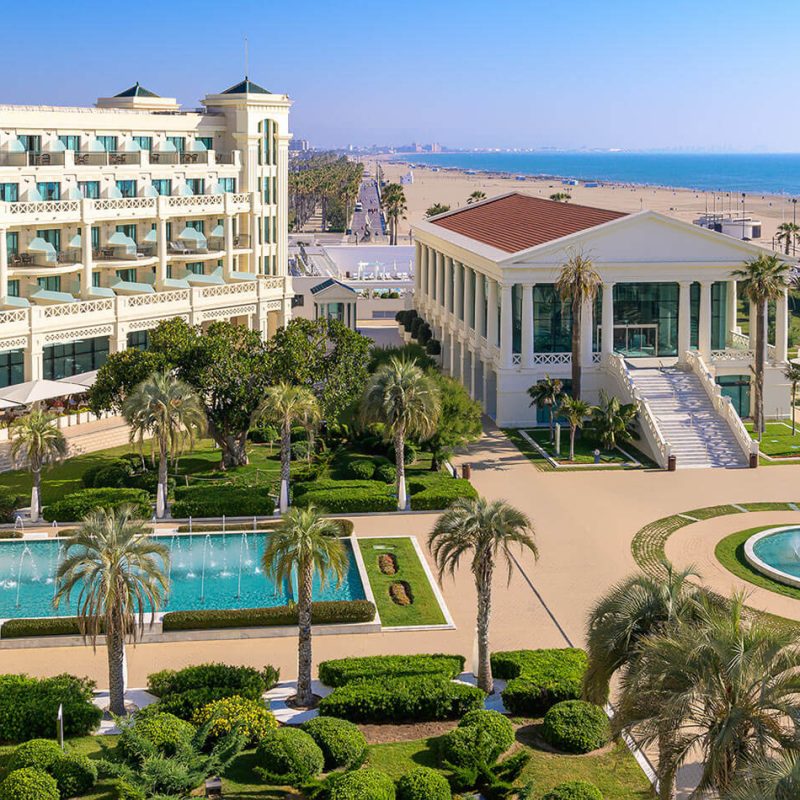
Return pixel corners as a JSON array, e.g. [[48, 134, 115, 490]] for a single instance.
[[1, 0, 797, 153]]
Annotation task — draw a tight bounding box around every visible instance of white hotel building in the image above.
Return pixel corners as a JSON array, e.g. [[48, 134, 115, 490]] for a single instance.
[[414, 193, 793, 468], [0, 79, 293, 385]]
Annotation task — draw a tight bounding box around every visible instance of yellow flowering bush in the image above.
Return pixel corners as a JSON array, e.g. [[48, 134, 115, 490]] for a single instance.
[[192, 695, 277, 745]]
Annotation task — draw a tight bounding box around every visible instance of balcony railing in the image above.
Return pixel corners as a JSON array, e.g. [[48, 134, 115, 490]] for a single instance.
[[0, 150, 239, 169]]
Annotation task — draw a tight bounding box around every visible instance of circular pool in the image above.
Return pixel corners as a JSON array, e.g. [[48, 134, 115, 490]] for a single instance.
[[744, 526, 800, 589]]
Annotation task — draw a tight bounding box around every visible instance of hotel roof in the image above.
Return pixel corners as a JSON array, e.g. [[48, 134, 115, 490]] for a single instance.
[[429, 193, 627, 254]]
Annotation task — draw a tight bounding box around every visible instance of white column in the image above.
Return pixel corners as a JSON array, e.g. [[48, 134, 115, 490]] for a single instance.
[[678, 281, 691, 360], [223, 210, 234, 281], [474, 271, 485, 340], [522, 283, 534, 366], [156, 197, 168, 290], [276, 136, 290, 276], [414, 241, 422, 296], [427, 247, 435, 300], [80, 223, 93, 299], [482, 360, 489, 410], [487, 278, 498, 347], [749, 301, 757, 349], [462, 265, 471, 328], [0, 226, 8, 304], [444, 256, 452, 315], [601, 282, 614, 356], [470, 356, 477, 399], [500, 283, 513, 369], [776, 287, 789, 362], [727, 279, 738, 335], [698, 280, 712, 358], [453, 261, 463, 321], [25, 336, 43, 381], [250, 196, 260, 274], [580, 295, 594, 368], [448, 331, 456, 375]]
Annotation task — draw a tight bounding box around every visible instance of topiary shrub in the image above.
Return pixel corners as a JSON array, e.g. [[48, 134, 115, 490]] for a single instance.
[[439, 724, 498, 769], [425, 339, 441, 356], [171, 484, 275, 518], [318, 654, 465, 687], [193, 695, 278, 746], [50, 753, 98, 798], [458, 709, 514, 756], [43, 488, 151, 522], [327, 768, 396, 800], [0, 768, 59, 800], [541, 780, 603, 800], [255, 727, 324, 785], [301, 716, 367, 770], [118, 710, 196, 761], [348, 459, 377, 480], [541, 700, 611, 754], [86, 459, 136, 489], [5, 740, 62, 773], [396, 766, 451, 800], [408, 477, 478, 511], [375, 463, 396, 484]]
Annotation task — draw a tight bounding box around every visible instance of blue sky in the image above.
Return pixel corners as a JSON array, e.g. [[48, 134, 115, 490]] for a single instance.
[[1, 0, 794, 151]]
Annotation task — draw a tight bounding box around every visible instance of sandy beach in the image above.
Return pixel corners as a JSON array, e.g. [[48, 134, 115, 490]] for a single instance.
[[371, 157, 797, 251]]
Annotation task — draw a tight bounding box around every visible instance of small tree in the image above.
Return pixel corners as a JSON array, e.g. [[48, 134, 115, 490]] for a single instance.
[[549, 192, 572, 202], [592, 391, 638, 451], [527, 376, 564, 442], [783, 361, 800, 435], [424, 373, 483, 470], [559, 395, 595, 461], [776, 221, 800, 255], [467, 190, 486, 205], [381, 183, 407, 245]]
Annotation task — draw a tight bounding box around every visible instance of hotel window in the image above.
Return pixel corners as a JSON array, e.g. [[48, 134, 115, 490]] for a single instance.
[[78, 181, 100, 199], [165, 222, 172, 240], [185, 178, 204, 195], [0, 349, 24, 389], [0, 184, 18, 202], [116, 268, 137, 282], [96, 135, 117, 152], [533, 284, 572, 353], [512, 284, 522, 354], [37, 276, 61, 292], [7, 280, 19, 297], [186, 262, 205, 275], [263, 177, 270, 203], [7, 233, 19, 257], [196, 136, 213, 150], [91, 227, 100, 250], [92, 273, 100, 288], [151, 179, 171, 196], [36, 182, 60, 201], [185, 220, 204, 234], [116, 224, 137, 243], [218, 177, 236, 193], [264, 218, 271, 245], [19, 135, 41, 153], [166, 136, 185, 152], [127, 330, 149, 350], [132, 136, 152, 150], [37, 229, 61, 251], [58, 135, 80, 151], [116, 180, 137, 198], [43, 336, 109, 380]]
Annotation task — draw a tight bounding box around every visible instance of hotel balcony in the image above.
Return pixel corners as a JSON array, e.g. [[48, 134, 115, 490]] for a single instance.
[[0, 149, 241, 170]]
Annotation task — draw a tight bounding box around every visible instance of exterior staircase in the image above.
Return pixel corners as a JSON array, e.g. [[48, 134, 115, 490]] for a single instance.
[[627, 365, 749, 468]]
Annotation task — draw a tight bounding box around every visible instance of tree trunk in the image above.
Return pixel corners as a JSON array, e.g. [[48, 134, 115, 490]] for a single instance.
[[793, 382, 797, 436], [107, 627, 127, 717], [295, 561, 314, 707], [549, 407, 555, 443], [476, 559, 494, 694], [156, 436, 168, 519], [657, 733, 676, 800], [572, 296, 582, 399], [30, 468, 41, 522], [394, 428, 406, 511], [280, 421, 291, 513], [754, 303, 766, 438], [217, 432, 249, 468], [569, 425, 577, 461]]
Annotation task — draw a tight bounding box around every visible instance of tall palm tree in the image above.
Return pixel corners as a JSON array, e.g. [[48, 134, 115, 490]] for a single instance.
[[10, 406, 67, 521], [725, 752, 800, 800], [527, 376, 563, 442], [380, 182, 407, 245], [429, 497, 537, 693], [556, 250, 601, 399], [776, 221, 800, 256], [616, 596, 800, 800], [360, 357, 440, 510], [123, 371, 206, 519], [783, 361, 800, 435], [467, 190, 486, 205], [54, 505, 169, 716], [734, 255, 791, 438], [255, 383, 320, 513], [262, 506, 347, 707], [559, 395, 595, 461], [592, 390, 638, 451]]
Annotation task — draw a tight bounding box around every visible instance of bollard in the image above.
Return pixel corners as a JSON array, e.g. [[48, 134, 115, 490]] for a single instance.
[[668, 454, 677, 472], [462, 463, 472, 480]]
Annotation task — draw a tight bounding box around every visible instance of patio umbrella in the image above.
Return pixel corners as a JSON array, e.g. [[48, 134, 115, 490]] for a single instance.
[[25, 187, 43, 201], [84, 139, 106, 152], [107, 232, 134, 248], [66, 233, 82, 249], [0, 379, 87, 405], [177, 183, 194, 196], [46, 139, 66, 153], [63, 186, 83, 200], [27, 238, 57, 261], [142, 185, 159, 197], [0, 398, 20, 410], [156, 140, 177, 153], [7, 138, 25, 153], [142, 228, 158, 244], [105, 186, 123, 199], [118, 139, 141, 152], [67, 370, 98, 388], [178, 227, 207, 247], [189, 139, 207, 152], [209, 224, 225, 239]]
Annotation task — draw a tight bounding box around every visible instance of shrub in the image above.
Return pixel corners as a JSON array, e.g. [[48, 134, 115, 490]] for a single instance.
[[0, 487, 23, 523], [327, 768, 396, 800], [294, 481, 396, 513], [389, 582, 412, 605], [50, 753, 98, 798], [318, 676, 483, 723], [301, 716, 367, 770], [193, 695, 278, 746], [84, 459, 136, 489], [375, 463, 396, 484], [410, 317, 424, 339], [6, 740, 62, 772], [541, 780, 603, 800], [0, 674, 101, 741], [118, 710, 195, 761], [161, 600, 375, 631], [43, 488, 151, 522], [542, 701, 611, 754], [348, 459, 376, 480], [0, 618, 85, 638], [109, 780, 145, 800], [0, 768, 59, 800], [318, 654, 465, 687], [255, 727, 324, 784], [408, 478, 477, 511], [171, 484, 275, 518], [291, 440, 313, 461], [458, 709, 515, 756], [439, 724, 498, 768], [396, 766, 451, 800], [378, 554, 397, 574]]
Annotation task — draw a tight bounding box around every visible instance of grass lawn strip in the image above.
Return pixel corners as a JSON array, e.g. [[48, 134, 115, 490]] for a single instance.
[[746, 421, 800, 461], [522, 428, 636, 467], [357, 536, 448, 627]]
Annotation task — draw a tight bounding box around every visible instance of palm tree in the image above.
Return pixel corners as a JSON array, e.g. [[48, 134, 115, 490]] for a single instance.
[[592, 390, 638, 451], [556, 250, 601, 400], [467, 190, 486, 205], [776, 221, 800, 256], [254, 383, 320, 514], [725, 752, 800, 800], [380, 182, 407, 245], [123, 371, 206, 519], [360, 357, 440, 510], [429, 497, 537, 693], [54, 505, 169, 716], [616, 596, 800, 800], [425, 203, 450, 218], [10, 406, 67, 521], [783, 361, 800, 435], [262, 506, 347, 707], [527, 376, 564, 442], [734, 255, 791, 438], [559, 395, 595, 461]]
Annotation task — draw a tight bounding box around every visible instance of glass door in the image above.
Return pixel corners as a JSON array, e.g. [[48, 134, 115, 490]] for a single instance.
[[613, 324, 658, 357]]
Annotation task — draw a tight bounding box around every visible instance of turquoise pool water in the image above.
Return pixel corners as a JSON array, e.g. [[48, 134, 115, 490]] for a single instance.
[[751, 527, 800, 581], [0, 533, 365, 619]]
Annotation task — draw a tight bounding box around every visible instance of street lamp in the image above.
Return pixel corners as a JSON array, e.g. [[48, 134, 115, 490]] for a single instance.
[[741, 193, 746, 240], [793, 198, 797, 255]]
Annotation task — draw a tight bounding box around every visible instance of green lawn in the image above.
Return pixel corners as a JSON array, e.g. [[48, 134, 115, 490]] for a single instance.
[[357, 536, 446, 627], [524, 428, 631, 465], [746, 421, 800, 458]]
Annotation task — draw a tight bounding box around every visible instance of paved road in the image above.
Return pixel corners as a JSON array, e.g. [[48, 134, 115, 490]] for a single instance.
[[351, 178, 385, 241]]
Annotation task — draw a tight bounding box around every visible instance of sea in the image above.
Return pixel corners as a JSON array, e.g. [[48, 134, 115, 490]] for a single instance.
[[390, 152, 800, 196]]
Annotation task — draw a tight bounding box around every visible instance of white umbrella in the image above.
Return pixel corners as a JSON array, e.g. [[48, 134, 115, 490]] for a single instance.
[[0, 379, 87, 405], [0, 398, 20, 410], [67, 370, 98, 388]]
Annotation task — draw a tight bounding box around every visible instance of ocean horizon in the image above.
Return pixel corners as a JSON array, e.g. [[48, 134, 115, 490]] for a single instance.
[[389, 151, 800, 196]]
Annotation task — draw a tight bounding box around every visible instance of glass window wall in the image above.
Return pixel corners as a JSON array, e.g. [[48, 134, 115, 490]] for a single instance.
[[533, 284, 572, 353], [43, 336, 109, 379]]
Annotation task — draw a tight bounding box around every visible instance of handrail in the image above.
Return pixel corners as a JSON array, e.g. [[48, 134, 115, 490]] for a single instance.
[[604, 353, 671, 468], [684, 350, 758, 460]]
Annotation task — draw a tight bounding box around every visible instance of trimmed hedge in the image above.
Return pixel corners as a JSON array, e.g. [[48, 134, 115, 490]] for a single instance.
[[118, 709, 195, 761], [294, 480, 396, 513], [0, 617, 87, 639], [318, 654, 465, 687], [5, 740, 62, 773], [0, 768, 59, 800], [348, 459, 376, 480], [43, 488, 151, 522], [492, 648, 587, 717], [161, 600, 376, 632], [301, 716, 367, 770], [396, 766, 451, 800], [255, 727, 324, 784], [542, 700, 611, 754], [542, 781, 603, 800], [375, 463, 396, 484], [327, 768, 396, 800], [50, 753, 97, 798], [171, 484, 275, 518], [194, 695, 278, 745], [408, 477, 477, 511], [453, 709, 514, 762], [318, 676, 483, 723]]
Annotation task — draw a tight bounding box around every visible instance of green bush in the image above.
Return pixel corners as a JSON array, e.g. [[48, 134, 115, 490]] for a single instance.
[[301, 716, 367, 770], [318, 676, 483, 723], [425, 339, 441, 356], [294, 481, 396, 513], [457, 709, 515, 758], [542, 701, 611, 754], [43, 488, 151, 522], [348, 459, 376, 480], [0, 618, 86, 638], [396, 766, 451, 800], [318, 654, 465, 687], [84, 459, 135, 489], [171, 484, 274, 518], [375, 463, 396, 484], [109, 779, 145, 800], [6, 740, 62, 772], [0, 674, 101, 741], [439, 725, 498, 769], [541, 780, 603, 800], [408, 477, 477, 511], [161, 600, 375, 631], [118, 710, 196, 761], [0, 768, 59, 800], [492, 649, 587, 716], [255, 727, 324, 784], [291, 440, 313, 461], [50, 753, 98, 798], [327, 768, 396, 800], [193, 695, 278, 746], [0, 487, 23, 524]]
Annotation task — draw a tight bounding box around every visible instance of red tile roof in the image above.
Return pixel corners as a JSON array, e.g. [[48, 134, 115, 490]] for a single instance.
[[430, 193, 627, 254]]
